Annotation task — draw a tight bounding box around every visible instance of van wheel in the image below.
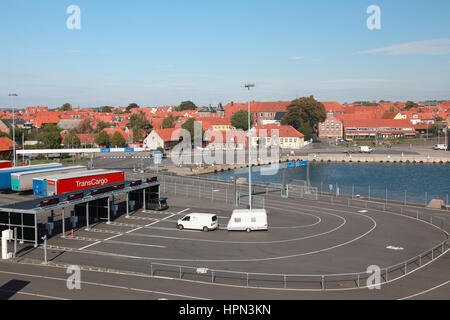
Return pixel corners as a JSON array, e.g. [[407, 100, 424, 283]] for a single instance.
[[203, 227, 209, 232], [246, 228, 251, 233], [178, 225, 184, 230]]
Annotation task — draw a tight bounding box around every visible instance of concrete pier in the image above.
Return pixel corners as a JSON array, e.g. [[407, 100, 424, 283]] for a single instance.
[[166, 153, 450, 176]]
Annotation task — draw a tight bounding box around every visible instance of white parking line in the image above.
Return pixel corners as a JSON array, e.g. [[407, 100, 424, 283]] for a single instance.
[[79, 241, 102, 251], [399, 280, 450, 300]]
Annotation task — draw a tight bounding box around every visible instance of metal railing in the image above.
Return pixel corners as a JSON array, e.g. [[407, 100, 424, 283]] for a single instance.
[[149, 239, 448, 290]]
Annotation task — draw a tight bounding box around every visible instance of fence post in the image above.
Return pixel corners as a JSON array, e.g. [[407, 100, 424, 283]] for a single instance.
[[179, 266, 182, 279], [357, 274, 360, 288], [404, 263, 407, 275], [321, 276, 325, 290], [150, 263, 153, 277], [212, 271, 215, 283], [284, 275, 286, 289], [385, 269, 388, 282], [247, 273, 249, 287]]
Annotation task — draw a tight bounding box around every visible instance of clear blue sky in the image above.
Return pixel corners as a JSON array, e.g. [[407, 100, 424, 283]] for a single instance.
[[1, 0, 449, 108]]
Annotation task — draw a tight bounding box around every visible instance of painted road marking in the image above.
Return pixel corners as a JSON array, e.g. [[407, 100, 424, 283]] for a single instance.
[[387, 246, 404, 251], [0, 270, 207, 300], [399, 280, 450, 300], [79, 241, 102, 251]]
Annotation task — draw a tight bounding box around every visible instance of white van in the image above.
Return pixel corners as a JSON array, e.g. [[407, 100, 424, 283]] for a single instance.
[[227, 209, 268, 232], [177, 213, 219, 232]]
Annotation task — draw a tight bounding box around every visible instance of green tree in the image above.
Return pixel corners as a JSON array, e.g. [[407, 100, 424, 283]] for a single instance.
[[281, 96, 326, 139], [177, 101, 196, 111], [127, 111, 152, 142], [64, 130, 81, 148], [181, 118, 204, 142], [38, 124, 62, 149], [404, 101, 419, 110], [60, 103, 72, 111], [100, 106, 113, 113], [95, 121, 113, 133], [76, 119, 94, 134], [161, 115, 176, 129], [231, 110, 254, 131], [111, 131, 126, 147], [95, 131, 111, 147], [126, 103, 140, 112], [434, 116, 444, 122]]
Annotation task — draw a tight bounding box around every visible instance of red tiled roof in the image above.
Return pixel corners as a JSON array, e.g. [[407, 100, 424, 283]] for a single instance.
[[254, 124, 305, 137], [154, 128, 183, 143], [0, 137, 18, 152]]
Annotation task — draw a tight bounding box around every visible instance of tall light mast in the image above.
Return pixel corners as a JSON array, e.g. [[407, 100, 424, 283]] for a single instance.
[[243, 83, 255, 210]]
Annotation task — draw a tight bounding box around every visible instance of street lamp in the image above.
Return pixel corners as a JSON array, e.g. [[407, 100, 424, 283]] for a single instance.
[[8, 93, 18, 167], [243, 83, 255, 210]]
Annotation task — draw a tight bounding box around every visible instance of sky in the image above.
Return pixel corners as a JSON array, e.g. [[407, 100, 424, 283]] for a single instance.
[[1, 0, 449, 108]]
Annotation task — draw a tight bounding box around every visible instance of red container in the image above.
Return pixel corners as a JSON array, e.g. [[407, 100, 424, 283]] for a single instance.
[[46, 170, 125, 195], [0, 161, 12, 169]]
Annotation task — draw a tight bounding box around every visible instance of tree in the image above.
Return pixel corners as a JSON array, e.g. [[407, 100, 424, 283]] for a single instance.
[[64, 130, 81, 148], [127, 111, 152, 142], [76, 119, 94, 134], [38, 124, 62, 149], [177, 101, 196, 111], [405, 101, 419, 110], [60, 103, 72, 111], [126, 103, 140, 112], [95, 121, 113, 133], [281, 96, 327, 139], [434, 116, 444, 122], [231, 110, 254, 131], [161, 115, 176, 129], [181, 118, 204, 142], [95, 131, 111, 147], [111, 131, 126, 147], [100, 106, 113, 113]]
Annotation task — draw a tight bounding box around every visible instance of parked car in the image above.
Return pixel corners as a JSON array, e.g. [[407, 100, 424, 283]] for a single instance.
[[177, 213, 218, 232], [359, 146, 373, 153], [433, 144, 447, 150], [147, 197, 169, 211]]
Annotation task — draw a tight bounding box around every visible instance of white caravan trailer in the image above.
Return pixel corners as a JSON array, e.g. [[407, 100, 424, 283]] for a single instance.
[[227, 209, 268, 232]]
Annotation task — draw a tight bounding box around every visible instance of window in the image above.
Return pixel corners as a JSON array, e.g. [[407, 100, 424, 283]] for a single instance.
[[235, 218, 242, 223], [251, 217, 257, 223], [212, 216, 217, 222], [182, 216, 190, 222]]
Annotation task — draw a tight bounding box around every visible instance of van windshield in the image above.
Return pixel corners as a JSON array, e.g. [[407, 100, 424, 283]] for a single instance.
[[211, 216, 217, 222]]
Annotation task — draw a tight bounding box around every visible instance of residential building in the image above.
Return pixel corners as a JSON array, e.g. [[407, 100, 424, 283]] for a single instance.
[[252, 124, 305, 149], [143, 128, 182, 150], [319, 112, 344, 140]]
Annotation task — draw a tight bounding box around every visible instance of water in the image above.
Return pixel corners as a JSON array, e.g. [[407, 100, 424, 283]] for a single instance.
[[206, 163, 450, 205]]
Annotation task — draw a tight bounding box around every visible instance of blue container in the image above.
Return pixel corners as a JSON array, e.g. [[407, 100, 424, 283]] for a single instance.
[[0, 164, 63, 190], [33, 178, 48, 197]]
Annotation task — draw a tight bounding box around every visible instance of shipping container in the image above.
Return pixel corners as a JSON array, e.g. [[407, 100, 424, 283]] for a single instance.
[[46, 170, 125, 196], [33, 169, 109, 197], [0, 161, 12, 169], [11, 165, 88, 192], [0, 163, 63, 190]]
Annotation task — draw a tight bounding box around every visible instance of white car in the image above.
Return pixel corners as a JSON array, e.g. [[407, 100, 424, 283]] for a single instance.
[[433, 144, 447, 150], [177, 213, 218, 232]]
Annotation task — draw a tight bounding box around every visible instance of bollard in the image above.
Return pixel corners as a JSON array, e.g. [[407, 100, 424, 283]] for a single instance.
[[247, 273, 249, 287], [284, 275, 286, 289], [211, 271, 214, 283], [321, 276, 325, 290], [404, 263, 407, 275], [357, 274, 360, 288], [179, 267, 182, 279], [385, 269, 388, 282], [71, 229, 74, 239], [13, 228, 17, 259], [150, 263, 153, 277], [42, 235, 48, 264]]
